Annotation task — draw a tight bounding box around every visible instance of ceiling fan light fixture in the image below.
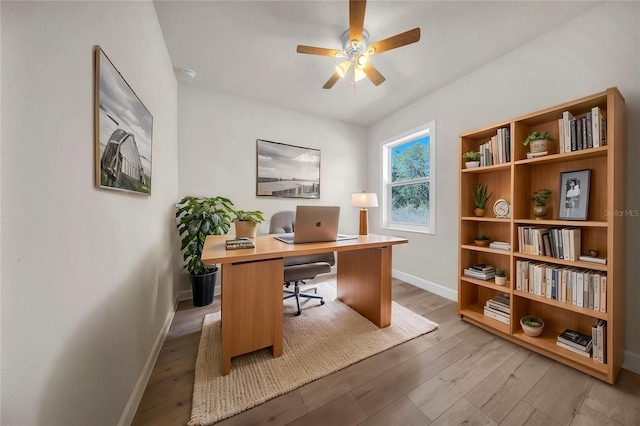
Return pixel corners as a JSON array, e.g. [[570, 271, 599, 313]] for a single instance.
[[353, 66, 367, 82], [366, 46, 375, 55], [356, 53, 368, 66], [336, 60, 350, 78]]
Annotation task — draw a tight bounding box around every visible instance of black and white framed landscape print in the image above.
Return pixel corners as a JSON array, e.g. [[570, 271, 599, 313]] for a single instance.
[[256, 139, 320, 198], [94, 46, 152, 195]]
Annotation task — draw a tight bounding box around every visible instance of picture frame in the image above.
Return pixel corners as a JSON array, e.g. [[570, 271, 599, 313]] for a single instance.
[[256, 139, 320, 198], [558, 169, 591, 220], [94, 46, 153, 195]]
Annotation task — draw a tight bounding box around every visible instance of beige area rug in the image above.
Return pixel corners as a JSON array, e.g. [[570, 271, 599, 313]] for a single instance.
[[189, 282, 438, 426]]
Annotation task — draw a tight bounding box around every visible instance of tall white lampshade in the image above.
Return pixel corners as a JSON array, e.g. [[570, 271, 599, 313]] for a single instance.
[[352, 192, 378, 235]]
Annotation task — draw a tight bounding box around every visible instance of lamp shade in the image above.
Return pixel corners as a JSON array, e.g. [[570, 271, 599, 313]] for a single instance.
[[352, 192, 378, 208]]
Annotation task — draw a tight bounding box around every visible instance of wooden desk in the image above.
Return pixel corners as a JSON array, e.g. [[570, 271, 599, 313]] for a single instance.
[[201, 233, 408, 375]]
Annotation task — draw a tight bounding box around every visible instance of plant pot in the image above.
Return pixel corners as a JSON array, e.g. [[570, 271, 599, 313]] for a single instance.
[[191, 268, 217, 307], [495, 276, 507, 286], [465, 161, 480, 169], [474, 239, 490, 247], [529, 139, 549, 154], [520, 316, 544, 337], [474, 208, 486, 217], [532, 205, 547, 219], [234, 221, 258, 239]]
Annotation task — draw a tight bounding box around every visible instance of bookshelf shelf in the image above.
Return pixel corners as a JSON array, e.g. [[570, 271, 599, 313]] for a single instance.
[[458, 88, 625, 384]]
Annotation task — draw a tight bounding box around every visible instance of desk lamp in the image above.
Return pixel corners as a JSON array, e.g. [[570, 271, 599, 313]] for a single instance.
[[352, 192, 378, 235]]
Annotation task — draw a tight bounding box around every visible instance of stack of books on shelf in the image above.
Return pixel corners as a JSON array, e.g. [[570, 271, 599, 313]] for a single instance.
[[517, 226, 582, 260], [558, 107, 606, 154], [478, 127, 511, 166], [483, 294, 510, 324], [556, 329, 592, 358], [515, 260, 607, 312], [591, 320, 607, 363], [463, 263, 495, 280], [489, 241, 511, 251], [225, 237, 255, 250]]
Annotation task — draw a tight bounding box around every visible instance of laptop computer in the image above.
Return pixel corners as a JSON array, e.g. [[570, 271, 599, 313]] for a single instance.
[[274, 206, 357, 244]]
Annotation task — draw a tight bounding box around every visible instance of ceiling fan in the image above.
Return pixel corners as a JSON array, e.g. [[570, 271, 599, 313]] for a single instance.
[[296, 0, 420, 90]]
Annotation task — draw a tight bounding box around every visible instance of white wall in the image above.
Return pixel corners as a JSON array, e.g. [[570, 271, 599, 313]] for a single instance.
[[1, 2, 180, 425], [177, 85, 367, 292], [367, 1, 640, 366]]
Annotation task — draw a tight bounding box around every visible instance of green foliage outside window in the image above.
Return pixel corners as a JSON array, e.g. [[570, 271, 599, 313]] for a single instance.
[[390, 138, 430, 224]]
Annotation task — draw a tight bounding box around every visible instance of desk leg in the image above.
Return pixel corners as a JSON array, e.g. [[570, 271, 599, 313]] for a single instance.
[[337, 246, 392, 328], [220, 258, 284, 375]]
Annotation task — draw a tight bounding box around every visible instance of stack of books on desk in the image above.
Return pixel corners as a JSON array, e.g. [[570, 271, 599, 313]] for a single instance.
[[483, 294, 510, 324], [225, 238, 255, 250], [556, 329, 592, 357], [463, 264, 496, 280]]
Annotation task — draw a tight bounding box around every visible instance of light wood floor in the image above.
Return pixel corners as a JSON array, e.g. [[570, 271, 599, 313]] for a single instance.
[[132, 277, 640, 426]]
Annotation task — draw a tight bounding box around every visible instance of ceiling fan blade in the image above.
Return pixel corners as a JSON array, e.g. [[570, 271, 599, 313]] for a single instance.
[[368, 28, 421, 55], [363, 63, 385, 86], [349, 0, 366, 46], [323, 72, 341, 89], [297, 45, 344, 57]]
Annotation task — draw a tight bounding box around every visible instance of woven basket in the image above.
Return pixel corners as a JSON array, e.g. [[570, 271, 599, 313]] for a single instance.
[[529, 139, 549, 153]]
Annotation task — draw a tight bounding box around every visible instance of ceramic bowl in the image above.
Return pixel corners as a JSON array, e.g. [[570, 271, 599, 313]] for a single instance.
[[520, 316, 544, 337]]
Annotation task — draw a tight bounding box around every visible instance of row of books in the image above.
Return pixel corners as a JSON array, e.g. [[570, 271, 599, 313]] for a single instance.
[[515, 260, 607, 312], [463, 263, 495, 280], [559, 107, 606, 154], [483, 294, 510, 324], [225, 237, 255, 250], [518, 226, 581, 260], [478, 127, 511, 166], [591, 319, 608, 363]]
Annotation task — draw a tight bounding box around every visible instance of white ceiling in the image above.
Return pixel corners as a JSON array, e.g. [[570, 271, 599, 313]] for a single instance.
[[153, 1, 599, 126]]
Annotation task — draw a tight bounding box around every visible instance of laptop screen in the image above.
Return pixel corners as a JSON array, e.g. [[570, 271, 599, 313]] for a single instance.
[[275, 206, 340, 244]]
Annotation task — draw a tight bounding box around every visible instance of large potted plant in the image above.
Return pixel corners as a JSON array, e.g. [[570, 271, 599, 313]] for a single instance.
[[175, 195, 234, 306], [232, 209, 266, 239]]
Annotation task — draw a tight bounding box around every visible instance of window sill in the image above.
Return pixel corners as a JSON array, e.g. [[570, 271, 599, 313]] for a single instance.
[[382, 224, 434, 236]]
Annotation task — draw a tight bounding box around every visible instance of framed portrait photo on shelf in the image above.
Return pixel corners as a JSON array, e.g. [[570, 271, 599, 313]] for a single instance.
[[558, 169, 591, 220]]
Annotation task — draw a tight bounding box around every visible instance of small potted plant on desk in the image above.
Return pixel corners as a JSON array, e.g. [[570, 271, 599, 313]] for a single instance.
[[524, 132, 553, 157], [530, 189, 552, 219], [495, 268, 507, 286], [175, 195, 234, 306], [473, 183, 493, 217], [232, 209, 266, 239], [463, 151, 482, 168]]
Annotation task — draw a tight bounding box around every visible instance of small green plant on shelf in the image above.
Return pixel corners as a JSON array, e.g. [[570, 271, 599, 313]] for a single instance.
[[523, 131, 553, 146], [495, 268, 506, 277], [473, 183, 493, 209], [530, 189, 552, 206], [463, 151, 482, 161]]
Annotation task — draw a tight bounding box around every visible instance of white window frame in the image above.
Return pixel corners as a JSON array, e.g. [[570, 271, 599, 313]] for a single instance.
[[380, 121, 436, 235]]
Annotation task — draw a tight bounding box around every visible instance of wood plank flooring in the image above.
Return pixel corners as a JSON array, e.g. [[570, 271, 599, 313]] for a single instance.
[[132, 277, 640, 426]]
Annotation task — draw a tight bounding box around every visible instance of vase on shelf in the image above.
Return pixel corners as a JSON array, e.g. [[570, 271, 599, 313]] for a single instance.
[[465, 161, 480, 169], [474, 208, 485, 217], [532, 205, 547, 219]]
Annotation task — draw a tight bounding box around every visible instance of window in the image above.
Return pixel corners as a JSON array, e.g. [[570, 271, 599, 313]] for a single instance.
[[381, 121, 435, 234]]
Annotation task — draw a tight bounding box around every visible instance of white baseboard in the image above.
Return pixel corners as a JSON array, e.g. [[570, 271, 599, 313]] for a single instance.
[[118, 301, 177, 426], [623, 350, 640, 375], [392, 269, 458, 302]]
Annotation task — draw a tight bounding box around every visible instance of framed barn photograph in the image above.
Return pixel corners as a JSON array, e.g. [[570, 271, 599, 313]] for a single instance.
[[256, 139, 320, 198], [94, 46, 153, 195], [558, 169, 591, 220]]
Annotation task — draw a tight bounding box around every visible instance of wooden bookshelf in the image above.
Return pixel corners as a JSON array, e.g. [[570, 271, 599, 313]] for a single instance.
[[458, 88, 626, 384]]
